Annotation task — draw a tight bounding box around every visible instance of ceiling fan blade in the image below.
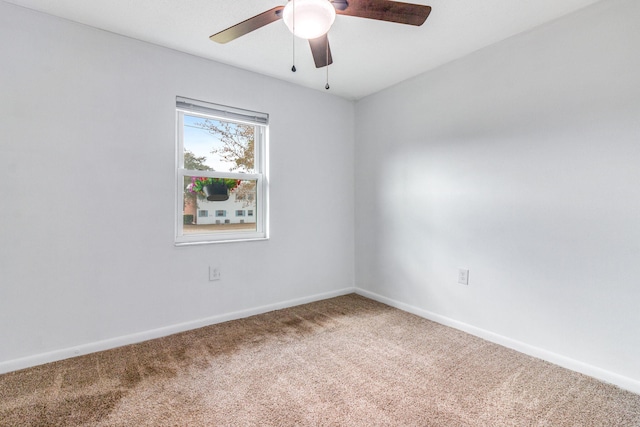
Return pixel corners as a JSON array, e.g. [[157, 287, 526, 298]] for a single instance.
[[336, 0, 431, 26], [210, 6, 285, 44], [309, 34, 333, 68]]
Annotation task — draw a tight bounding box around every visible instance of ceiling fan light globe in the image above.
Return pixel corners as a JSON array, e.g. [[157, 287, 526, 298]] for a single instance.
[[283, 0, 336, 40]]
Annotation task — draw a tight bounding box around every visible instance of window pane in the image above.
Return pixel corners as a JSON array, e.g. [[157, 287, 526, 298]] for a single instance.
[[183, 178, 257, 235], [183, 114, 255, 173]]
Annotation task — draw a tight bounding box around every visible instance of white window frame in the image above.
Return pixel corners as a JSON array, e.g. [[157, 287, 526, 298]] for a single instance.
[[175, 97, 269, 245]]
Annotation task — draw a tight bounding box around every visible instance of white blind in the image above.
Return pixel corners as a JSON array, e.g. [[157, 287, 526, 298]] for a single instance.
[[176, 97, 268, 125]]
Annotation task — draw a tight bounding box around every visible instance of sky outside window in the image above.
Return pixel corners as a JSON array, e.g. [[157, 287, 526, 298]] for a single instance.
[[183, 114, 251, 172]]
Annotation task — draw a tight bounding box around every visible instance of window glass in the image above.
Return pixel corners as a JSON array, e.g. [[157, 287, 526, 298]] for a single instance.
[[182, 178, 257, 234], [183, 114, 255, 174]]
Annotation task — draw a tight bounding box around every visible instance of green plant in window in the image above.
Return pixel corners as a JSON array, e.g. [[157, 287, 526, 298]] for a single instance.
[[187, 177, 241, 198]]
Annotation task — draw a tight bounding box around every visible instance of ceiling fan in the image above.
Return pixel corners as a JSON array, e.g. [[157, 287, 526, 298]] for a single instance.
[[210, 0, 432, 69]]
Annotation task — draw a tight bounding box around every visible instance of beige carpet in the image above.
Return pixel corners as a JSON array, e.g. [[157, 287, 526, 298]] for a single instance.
[[1, 294, 640, 426]]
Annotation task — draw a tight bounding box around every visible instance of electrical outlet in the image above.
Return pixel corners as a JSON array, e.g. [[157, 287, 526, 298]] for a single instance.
[[209, 266, 221, 281], [458, 269, 469, 285]]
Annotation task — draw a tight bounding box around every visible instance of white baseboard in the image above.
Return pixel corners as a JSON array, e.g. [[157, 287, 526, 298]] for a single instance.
[[356, 288, 640, 395], [0, 287, 356, 375]]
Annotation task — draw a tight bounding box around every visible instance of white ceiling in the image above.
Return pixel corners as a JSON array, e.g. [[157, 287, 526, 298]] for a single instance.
[[4, 0, 602, 100]]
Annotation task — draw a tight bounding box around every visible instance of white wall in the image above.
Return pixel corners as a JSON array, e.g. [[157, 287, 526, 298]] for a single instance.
[[355, 0, 640, 391], [0, 2, 354, 369]]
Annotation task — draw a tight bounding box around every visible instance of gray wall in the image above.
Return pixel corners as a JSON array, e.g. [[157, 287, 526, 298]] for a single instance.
[[0, 2, 355, 369], [355, 0, 640, 391]]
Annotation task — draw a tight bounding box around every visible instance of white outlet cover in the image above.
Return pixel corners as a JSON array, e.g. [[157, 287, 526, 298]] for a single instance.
[[458, 269, 469, 285], [209, 266, 221, 281]]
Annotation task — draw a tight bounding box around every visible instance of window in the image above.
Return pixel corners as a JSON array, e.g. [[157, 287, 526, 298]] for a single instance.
[[176, 97, 268, 244]]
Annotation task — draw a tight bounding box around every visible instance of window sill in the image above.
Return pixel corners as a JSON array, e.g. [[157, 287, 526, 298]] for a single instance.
[[174, 236, 269, 246]]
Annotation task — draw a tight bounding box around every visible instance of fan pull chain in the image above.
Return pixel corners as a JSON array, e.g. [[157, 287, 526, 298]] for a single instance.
[[291, 0, 296, 72], [325, 39, 330, 90]]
